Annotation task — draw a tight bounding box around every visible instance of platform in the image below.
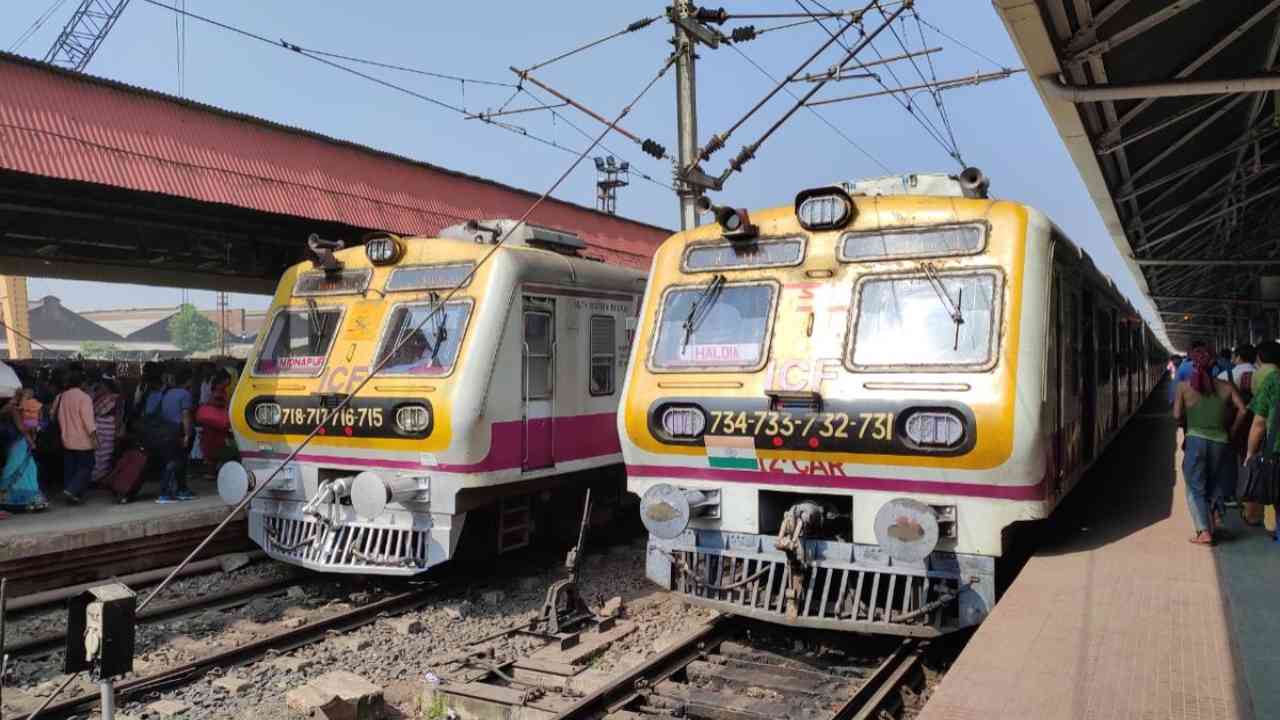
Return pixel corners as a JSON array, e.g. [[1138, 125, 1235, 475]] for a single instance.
[[920, 390, 1276, 720], [0, 473, 249, 595]]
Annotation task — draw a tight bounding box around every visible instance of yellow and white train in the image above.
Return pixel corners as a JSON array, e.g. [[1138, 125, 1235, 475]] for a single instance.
[[219, 220, 644, 573], [620, 171, 1164, 635]]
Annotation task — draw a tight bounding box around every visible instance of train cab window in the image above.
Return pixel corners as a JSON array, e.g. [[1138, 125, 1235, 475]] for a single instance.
[[524, 311, 554, 398], [848, 271, 1000, 370], [589, 315, 616, 395], [649, 282, 775, 371], [839, 223, 984, 262], [254, 307, 343, 375], [682, 237, 805, 272], [374, 302, 472, 376]]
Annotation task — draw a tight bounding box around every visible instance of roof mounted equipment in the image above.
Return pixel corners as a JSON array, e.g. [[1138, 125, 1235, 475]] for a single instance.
[[696, 196, 758, 241], [307, 233, 345, 273]]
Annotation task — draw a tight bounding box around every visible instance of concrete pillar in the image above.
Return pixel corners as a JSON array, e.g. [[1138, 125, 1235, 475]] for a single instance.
[[0, 276, 31, 360]]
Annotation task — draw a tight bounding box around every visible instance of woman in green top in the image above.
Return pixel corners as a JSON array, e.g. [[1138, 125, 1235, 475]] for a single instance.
[[1174, 346, 1247, 545]]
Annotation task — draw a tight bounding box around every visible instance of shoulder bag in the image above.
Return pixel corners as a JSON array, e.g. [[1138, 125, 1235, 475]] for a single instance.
[[1239, 394, 1280, 505]]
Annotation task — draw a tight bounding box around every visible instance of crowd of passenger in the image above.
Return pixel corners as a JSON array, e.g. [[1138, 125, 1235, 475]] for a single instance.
[[0, 359, 243, 517], [1170, 340, 1280, 545]]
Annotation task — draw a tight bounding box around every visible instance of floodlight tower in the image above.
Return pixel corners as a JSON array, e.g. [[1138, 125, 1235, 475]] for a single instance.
[[594, 156, 630, 215]]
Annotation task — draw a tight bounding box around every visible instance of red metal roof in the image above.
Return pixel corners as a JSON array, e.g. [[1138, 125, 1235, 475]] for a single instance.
[[0, 52, 669, 269]]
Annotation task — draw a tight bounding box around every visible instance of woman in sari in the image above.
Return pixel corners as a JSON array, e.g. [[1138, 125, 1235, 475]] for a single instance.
[[92, 378, 123, 483], [1, 388, 48, 512]]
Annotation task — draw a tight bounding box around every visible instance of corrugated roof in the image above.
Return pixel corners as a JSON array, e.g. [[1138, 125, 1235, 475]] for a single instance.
[[0, 52, 670, 270]]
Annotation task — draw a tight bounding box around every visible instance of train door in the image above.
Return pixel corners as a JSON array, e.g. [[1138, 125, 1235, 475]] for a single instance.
[[1049, 271, 1063, 493], [522, 296, 555, 470], [1081, 292, 1096, 463], [1109, 309, 1119, 430]]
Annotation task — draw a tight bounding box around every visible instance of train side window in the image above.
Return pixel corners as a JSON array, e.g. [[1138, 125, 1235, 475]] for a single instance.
[[1096, 310, 1113, 382], [524, 311, 554, 399], [1070, 291, 1081, 395], [589, 315, 616, 396]]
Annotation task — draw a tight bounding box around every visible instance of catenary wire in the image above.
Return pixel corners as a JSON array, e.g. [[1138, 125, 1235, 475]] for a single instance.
[[798, 0, 961, 166], [521, 15, 660, 74], [723, 41, 892, 174], [8, 0, 70, 52], [138, 1, 598, 164], [881, 5, 964, 164], [914, 13, 1010, 70], [283, 44, 518, 87], [516, 86, 675, 191]]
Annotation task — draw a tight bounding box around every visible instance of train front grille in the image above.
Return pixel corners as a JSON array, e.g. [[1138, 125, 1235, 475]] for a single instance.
[[260, 515, 432, 572], [669, 549, 961, 637]]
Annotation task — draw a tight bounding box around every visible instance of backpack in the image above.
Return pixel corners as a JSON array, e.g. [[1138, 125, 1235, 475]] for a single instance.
[[139, 389, 181, 458]]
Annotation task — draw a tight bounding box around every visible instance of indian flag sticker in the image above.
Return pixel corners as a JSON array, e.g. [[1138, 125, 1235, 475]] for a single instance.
[[704, 435, 759, 470]]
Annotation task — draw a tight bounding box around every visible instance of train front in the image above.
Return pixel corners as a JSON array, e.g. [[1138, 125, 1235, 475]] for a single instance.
[[221, 234, 489, 574], [620, 174, 1049, 635]]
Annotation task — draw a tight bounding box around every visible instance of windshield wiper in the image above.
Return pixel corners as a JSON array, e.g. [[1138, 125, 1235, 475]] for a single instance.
[[919, 262, 965, 351], [682, 273, 726, 350], [305, 298, 328, 353]]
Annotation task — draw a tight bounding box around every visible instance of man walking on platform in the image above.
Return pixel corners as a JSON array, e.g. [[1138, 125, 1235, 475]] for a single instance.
[[55, 367, 98, 504]]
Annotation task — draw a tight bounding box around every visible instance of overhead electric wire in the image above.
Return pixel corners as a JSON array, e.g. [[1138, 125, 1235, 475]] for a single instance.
[[798, 0, 961, 166], [521, 15, 660, 74], [914, 14, 1010, 71], [8, 0, 70, 52], [138, 1, 601, 165], [285, 44, 518, 88], [881, 5, 964, 164], [517, 86, 675, 192], [724, 41, 892, 174]]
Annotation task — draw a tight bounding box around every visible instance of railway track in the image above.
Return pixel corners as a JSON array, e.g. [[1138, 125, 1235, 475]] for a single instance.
[[6, 574, 301, 658], [27, 581, 440, 719], [435, 613, 925, 720]]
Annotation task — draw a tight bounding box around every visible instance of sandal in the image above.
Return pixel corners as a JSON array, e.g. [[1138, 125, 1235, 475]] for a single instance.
[[1190, 533, 1214, 546]]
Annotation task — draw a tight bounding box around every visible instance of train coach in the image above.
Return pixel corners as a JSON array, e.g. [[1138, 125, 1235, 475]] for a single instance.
[[218, 220, 644, 573], [620, 170, 1164, 636]]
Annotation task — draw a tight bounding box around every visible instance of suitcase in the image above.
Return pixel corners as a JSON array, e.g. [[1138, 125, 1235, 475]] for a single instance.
[[106, 447, 149, 500]]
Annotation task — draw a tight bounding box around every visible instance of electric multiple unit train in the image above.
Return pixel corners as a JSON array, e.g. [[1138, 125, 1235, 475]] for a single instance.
[[619, 171, 1164, 636], [219, 220, 644, 573]]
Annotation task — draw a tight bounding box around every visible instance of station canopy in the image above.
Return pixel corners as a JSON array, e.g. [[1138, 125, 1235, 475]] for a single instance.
[[997, 0, 1280, 350]]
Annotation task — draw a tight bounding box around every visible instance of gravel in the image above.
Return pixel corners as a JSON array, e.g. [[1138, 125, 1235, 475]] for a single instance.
[[0, 534, 726, 720]]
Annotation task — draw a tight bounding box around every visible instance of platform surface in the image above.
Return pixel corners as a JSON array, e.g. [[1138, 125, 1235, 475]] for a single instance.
[[921, 391, 1276, 720], [0, 481, 234, 562]]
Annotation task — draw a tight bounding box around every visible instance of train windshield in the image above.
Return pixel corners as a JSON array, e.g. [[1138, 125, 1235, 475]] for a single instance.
[[850, 272, 999, 369], [650, 282, 773, 370], [254, 306, 343, 375], [374, 301, 472, 376]]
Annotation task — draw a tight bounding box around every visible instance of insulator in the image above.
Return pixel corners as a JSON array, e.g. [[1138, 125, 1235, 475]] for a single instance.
[[730, 26, 757, 43], [641, 138, 666, 159], [729, 145, 756, 172], [698, 133, 725, 161], [694, 6, 728, 24]]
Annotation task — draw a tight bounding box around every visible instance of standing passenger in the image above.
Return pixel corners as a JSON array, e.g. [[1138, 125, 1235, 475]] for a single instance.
[[1173, 347, 1247, 545], [92, 378, 123, 484], [1169, 340, 1207, 405], [146, 368, 194, 503], [56, 368, 98, 504], [1242, 342, 1280, 526]]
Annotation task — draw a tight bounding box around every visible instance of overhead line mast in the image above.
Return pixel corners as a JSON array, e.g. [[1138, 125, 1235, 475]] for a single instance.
[[44, 0, 131, 71]]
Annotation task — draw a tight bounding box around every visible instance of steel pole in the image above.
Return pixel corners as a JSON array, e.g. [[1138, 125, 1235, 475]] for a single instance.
[[98, 680, 115, 720], [673, 1, 700, 230]]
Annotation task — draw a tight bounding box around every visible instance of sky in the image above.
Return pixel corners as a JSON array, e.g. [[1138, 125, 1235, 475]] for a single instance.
[[2, 0, 1155, 322]]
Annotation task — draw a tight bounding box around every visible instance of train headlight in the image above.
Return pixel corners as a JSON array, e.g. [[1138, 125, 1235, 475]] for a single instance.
[[795, 187, 854, 231], [217, 462, 256, 507], [873, 498, 940, 564], [365, 235, 404, 265], [395, 404, 431, 434], [661, 406, 706, 438], [902, 410, 965, 448], [253, 402, 282, 427]]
